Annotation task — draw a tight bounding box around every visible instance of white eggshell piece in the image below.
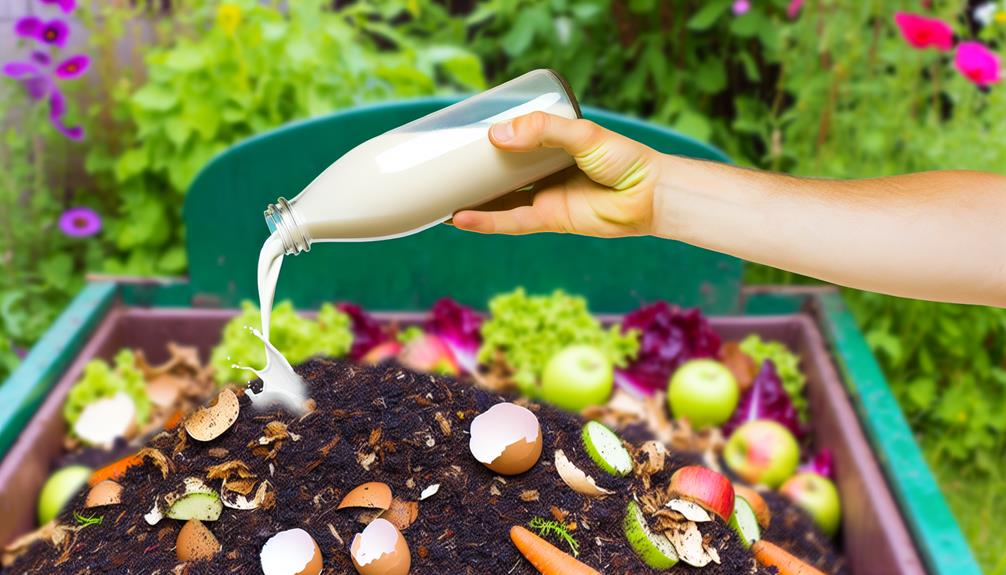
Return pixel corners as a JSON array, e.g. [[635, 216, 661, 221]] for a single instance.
[[260, 528, 319, 575], [419, 484, 440, 501], [74, 392, 135, 448], [667, 499, 713, 523], [469, 403, 540, 464], [554, 450, 614, 497], [350, 519, 401, 566]]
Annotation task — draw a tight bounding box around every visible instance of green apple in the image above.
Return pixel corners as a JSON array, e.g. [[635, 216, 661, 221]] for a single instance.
[[667, 359, 739, 428], [540, 345, 613, 411], [723, 420, 800, 488], [582, 421, 633, 476], [780, 472, 842, 537], [38, 465, 92, 524], [728, 496, 761, 548], [624, 500, 679, 569]]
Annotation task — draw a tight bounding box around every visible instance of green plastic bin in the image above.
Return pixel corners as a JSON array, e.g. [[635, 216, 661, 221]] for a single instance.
[[0, 99, 981, 575]]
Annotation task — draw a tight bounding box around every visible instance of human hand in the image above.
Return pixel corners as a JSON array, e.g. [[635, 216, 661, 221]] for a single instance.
[[451, 112, 664, 237]]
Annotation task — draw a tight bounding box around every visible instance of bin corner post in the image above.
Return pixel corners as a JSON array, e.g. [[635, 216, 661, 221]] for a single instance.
[[812, 291, 981, 575], [0, 281, 118, 460]]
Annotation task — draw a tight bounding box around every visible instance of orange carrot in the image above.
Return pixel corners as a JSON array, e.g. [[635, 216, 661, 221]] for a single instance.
[[509, 525, 600, 575], [164, 410, 184, 431], [88, 452, 144, 487], [752, 540, 827, 575]]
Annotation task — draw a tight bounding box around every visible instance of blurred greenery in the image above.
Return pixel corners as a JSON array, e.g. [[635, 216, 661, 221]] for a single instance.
[[1, 0, 1005, 567]]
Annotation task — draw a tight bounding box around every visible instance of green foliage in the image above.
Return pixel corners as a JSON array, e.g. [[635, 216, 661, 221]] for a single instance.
[[528, 516, 580, 557], [63, 350, 151, 437], [478, 288, 638, 396], [740, 334, 808, 421], [211, 300, 353, 385]]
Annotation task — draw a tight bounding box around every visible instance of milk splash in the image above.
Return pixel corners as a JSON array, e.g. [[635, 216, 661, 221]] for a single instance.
[[244, 233, 307, 412]]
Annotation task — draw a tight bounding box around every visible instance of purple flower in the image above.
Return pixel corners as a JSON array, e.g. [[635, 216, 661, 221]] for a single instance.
[[732, 0, 751, 15], [15, 16, 70, 48], [59, 207, 102, 237], [39, 0, 77, 13], [3, 53, 89, 139]]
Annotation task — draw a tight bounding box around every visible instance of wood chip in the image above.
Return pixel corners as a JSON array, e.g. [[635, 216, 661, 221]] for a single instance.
[[519, 490, 540, 502]]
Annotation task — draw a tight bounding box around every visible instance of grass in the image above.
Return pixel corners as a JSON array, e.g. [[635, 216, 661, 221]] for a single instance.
[[933, 461, 1005, 574]]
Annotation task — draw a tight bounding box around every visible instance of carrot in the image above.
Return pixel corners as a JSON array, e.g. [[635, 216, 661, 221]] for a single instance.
[[509, 525, 600, 575], [88, 452, 144, 487], [752, 540, 827, 575], [164, 410, 184, 431]]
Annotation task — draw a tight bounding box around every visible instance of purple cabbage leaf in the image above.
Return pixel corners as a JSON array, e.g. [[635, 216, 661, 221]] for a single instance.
[[723, 360, 805, 439], [424, 298, 484, 374], [337, 303, 390, 361]]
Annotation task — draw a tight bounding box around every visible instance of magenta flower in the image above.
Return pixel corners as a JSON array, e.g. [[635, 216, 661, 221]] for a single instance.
[[787, 0, 804, 19], [894, 12, 955, 51], [15, 16, 69, 48], [2, 53, 89, 139], [732, 0, 751, 15], [59, 207, 102, 237], [39, 0, 76, 13], [955, 42, 1002, 86]]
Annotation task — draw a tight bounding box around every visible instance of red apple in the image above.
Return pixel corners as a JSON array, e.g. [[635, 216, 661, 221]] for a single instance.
[[669, 465, 735, 522], [732, 484, 772, 529], [361, 341, 402, 365], [398, 334, 459, 375], [723, 420, 799, 488], [780, 472, 842, 537]]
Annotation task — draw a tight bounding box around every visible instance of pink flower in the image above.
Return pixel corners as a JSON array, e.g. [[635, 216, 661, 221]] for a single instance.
[[893, 12, 954, 51], [59, 207, 102, 237], [955, 42, 1002, 86], [787, 0, 804, 19], [732, 0, 750, 15]]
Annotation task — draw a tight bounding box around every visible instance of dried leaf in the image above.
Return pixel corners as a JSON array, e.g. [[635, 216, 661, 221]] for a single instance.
[[206, 460, 256, 481], [519, 490, 540, 502], [434, 412, 452, 437], [664, 522, 715, 568]]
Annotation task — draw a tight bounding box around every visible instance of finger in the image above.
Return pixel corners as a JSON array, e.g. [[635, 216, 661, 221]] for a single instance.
[[489, 112, 605, 157], [452, 205, 552, 236], [461, 188, 536, 214]]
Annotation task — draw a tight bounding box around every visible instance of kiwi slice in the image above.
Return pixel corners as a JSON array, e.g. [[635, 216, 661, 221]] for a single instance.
[[582, 421, 633, 476], [728, 496, 761, 548], [624, 500, 679, 569]]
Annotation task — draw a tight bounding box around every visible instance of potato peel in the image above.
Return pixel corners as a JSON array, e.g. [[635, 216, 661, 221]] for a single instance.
[[554, 450, 614, 497]]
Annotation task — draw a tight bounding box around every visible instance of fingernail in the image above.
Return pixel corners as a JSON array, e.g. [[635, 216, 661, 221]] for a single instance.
[[491, 121, 514, 142]]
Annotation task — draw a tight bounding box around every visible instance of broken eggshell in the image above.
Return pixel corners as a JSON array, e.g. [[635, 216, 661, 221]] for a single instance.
[[221, 479, 273, 510], [84, 479, 123, 508], [338, 482, 393, 511], [350, 518, 411, 575], [176, 519, 221, 562], [554, 450, 614, 497], [468, 402, 542, 475], [73, 392, 136, 448], [185, 388, 240, 442], [260, 528, 323, 575]]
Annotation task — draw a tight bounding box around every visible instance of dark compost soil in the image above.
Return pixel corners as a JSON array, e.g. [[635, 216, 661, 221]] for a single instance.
[[5, 359, 845, 574]]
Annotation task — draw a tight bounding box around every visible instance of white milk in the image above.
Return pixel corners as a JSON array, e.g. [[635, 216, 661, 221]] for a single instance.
[[251, 70, 581, 409]]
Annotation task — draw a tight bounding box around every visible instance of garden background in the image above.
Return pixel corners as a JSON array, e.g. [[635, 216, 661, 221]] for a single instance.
[[1, 0, 1004, 570]]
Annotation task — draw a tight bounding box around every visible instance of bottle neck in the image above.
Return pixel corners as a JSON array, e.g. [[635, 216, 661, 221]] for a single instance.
[[263, 197, 311, 255]]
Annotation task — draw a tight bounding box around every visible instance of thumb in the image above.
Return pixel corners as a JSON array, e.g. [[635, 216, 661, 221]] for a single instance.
[[489, 111, 604, 157]]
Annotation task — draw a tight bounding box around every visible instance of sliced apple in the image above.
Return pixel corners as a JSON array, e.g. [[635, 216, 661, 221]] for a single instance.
[[623, 500, 678, 569], [581, 421, 632, 476], [728, 496, 761, 548], [669, 465, 734, 522]]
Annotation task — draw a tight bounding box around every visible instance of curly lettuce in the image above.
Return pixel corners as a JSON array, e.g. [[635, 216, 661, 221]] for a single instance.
[[739, 334, 808, 420], [477, 288, 639, 396], [63, 349, 151, 432], [211, 301, 353, 385]]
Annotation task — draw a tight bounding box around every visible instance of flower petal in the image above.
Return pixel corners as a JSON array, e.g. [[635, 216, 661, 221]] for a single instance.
[[31, 51, 52, 66], [15, 16, 42, 38], [2, 61, 40, 78], [59, 207, 101, 237], [955, 41, 1002, 86], [893, 12, 955, 51], [49, 88, 66, 118], [40, 0, 77, 13], [55, 54, 90, 79]]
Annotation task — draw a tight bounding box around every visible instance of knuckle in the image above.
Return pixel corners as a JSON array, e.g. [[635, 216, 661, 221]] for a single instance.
[[523, 111, 550, 134]]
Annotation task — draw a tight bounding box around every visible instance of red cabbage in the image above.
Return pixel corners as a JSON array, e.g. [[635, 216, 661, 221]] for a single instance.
[[424, 298, 483, 374], [614, 302, 721, 395], [723, 360, 805, 439], [337, 303, 390, 361], [800, 447, 835, 479]]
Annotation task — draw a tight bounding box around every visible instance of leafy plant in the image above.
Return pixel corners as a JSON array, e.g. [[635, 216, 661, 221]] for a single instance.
[[528, 516, 580, 557], [211, 300, 353, 385], [63, 349, 151, 432], [739, 334, 807, 421], [478, 288, 638, 396]]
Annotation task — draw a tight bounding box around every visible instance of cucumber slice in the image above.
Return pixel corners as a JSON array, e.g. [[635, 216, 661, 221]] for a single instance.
[[582, 421, 633, 476], [167, 483, 223, 522], [624, 500, 679, 569], [728, 496, 761, 548]]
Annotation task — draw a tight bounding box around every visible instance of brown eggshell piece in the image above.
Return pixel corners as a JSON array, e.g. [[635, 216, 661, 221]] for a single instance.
[[176, 519, 221, 562], [350, 518, 411, 575], [147, 375, 182, 408], [185, 388, 240, 442], [338, 482, 393, 511], [469, 402, 543, 476], [85, 479, 123, 508], [381, 499, 419, 531]]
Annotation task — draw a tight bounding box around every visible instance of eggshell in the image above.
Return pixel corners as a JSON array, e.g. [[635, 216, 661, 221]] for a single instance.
[[554, 450, 614, 497], [338, 482, 393, 511], [185, 388, 240, 442], [176, 519, 221, 562], [85, 479, 122, 508], [469, 402, 542, 475], [260, 528, 322, 575], [73, 392, 136, 448], [147, 375, 182, 408], [350, 518, 411, 575]]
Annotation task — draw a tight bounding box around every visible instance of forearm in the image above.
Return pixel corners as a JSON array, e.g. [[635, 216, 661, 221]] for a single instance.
[[655, 156, 1006, 307]]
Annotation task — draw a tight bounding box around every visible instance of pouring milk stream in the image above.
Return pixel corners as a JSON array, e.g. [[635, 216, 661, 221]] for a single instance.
[[248, 70, 581, 410]]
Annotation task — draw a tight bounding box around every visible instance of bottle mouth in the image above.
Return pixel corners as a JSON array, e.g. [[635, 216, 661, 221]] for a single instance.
[[264, 197, 311, 255]]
